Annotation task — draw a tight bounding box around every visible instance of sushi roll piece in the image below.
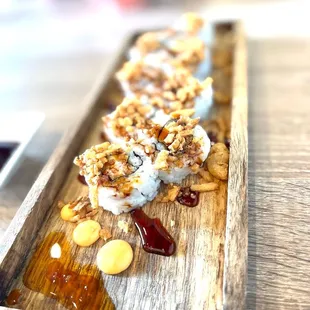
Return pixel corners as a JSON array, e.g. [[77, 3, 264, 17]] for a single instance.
[[172, 12, 213, 80], [116, 62, 213, 119], [128, 13, 211, 80], [153, 115, 211, 184], [74, 142, 160, 215], [102, 98, 169, 146]]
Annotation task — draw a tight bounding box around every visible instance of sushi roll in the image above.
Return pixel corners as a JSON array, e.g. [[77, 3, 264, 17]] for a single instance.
[[153, 115, 210, 184], [128, 13, 211, 80], [116, 61, 213, 119], [74, 142, 160, 215]]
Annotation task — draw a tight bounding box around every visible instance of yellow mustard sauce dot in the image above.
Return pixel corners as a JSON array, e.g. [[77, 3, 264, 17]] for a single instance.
[[97, 240, 133, 275], [72, 220, 101, 247], [60, 204, 76, 221]]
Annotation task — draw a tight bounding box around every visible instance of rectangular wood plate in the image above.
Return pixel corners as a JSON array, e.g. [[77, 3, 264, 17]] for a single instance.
[[0, 21, 248, 310]]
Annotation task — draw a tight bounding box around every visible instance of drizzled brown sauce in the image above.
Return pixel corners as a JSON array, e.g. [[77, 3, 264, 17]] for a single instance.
[[6, 289, 22, 306], [77, 174, 87, 185], [177, 187, 200, 207], [22, 232, 114, 310], [131, 209, 176, 256]]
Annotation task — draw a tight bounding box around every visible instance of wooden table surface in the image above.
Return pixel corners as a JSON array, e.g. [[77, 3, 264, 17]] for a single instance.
[[1, 1, 310, 309]]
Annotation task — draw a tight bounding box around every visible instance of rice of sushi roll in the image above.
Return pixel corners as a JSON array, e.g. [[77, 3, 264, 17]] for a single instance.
[[152, 115, 210, 184], [74, 142, 160, 215], [116, 62, 213, 119]]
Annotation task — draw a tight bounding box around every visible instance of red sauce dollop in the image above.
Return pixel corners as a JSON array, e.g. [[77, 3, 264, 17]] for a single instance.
[[131, 209, 176, 256], [177, 187, 200, 207]]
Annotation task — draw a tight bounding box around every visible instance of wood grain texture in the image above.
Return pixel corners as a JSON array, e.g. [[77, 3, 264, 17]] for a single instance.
[[0, 25, 247, 310], [223, 22, 248, 310], [247, 39, 310, 310]]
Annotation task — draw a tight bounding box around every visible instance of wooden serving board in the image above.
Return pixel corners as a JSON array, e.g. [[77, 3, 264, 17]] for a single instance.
[[0, 21, 247, 310]]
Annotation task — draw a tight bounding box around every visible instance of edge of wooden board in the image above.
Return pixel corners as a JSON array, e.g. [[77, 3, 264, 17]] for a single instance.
[[0, 36, 132, 298], [222, 21, 248, 310]]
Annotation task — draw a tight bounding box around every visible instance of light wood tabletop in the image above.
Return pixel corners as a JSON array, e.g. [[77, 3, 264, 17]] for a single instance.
[[1, 0, 310, 309]]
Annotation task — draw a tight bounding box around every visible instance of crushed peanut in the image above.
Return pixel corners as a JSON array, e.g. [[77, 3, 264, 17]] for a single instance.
[[170, 108, 195, 118], [116, 62, 208, 113], [59, 196, 97, 223], [136, 32, 160, 55], [167, 185, 181, 201], [154, 150, 169, 170], [118, 220, 131, 233], [100, 228, 112, 241], [131, 26, 205, 72], [170, 220, 175, 228], [206, 143, 229, 180], [102, 98, 153, 141], [190, 182, 219, 192], [178, 12, 204, 34]]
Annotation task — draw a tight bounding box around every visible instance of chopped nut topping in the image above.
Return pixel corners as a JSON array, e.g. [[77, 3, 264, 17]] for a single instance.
[[116, 62, 209, 113], [118, 220, 131, 233], [154, 150, 169, 170], [178, 12, 204, 34], [102, 98, 153, 141], [170, 220, 176, 228], [170, 108, 195, 118], [59, 196, 98, 223], [190, 182, 219, 192], [167, 184, 181, 201], [136, 32, 161, 55], [131, 26, 205, 72], [100, 228, 112, 241]]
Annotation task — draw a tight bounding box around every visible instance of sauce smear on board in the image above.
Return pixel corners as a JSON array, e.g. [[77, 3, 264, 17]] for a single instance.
[[131, 209, 176, 256], [22, 232, 114, 310], [177, 187, 200, 207]]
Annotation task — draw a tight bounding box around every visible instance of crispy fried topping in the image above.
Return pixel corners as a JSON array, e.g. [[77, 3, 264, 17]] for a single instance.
[[206, 143, 229, 180], [178, 13, 204, 34], [136, 32, 161, 55], [132, 27, 205, 71], [117, 62, 210, 114], [118, 220, 131, 233], [60, 196, 98, 222], [99, 228, 112, 241], [102, 98, 153, 140], [190, 182, 219, 192]]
